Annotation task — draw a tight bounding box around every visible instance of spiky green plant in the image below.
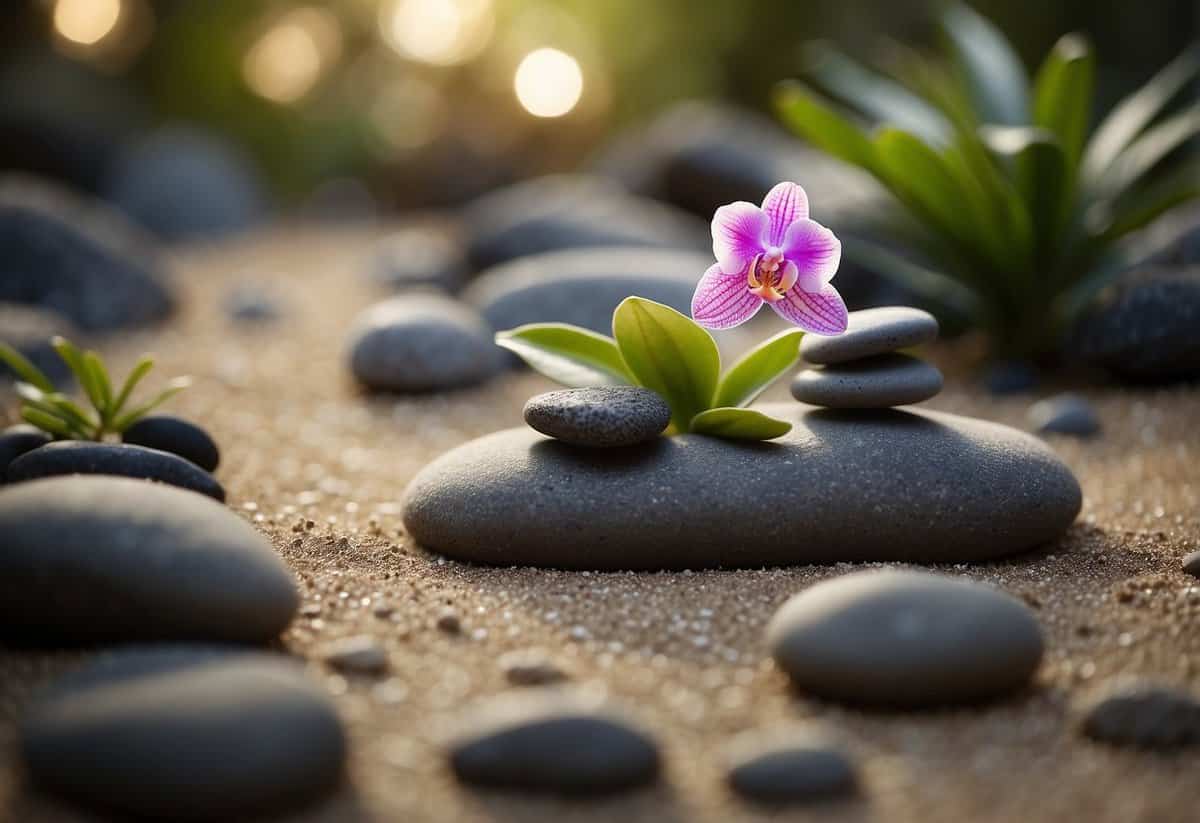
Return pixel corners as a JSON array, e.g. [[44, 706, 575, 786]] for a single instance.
[[0, 337, 190, 440], [776, 2, 1200, 358]]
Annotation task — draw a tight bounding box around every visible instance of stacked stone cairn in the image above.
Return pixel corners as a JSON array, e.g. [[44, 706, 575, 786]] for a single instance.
[[790, 307, 942, 409]]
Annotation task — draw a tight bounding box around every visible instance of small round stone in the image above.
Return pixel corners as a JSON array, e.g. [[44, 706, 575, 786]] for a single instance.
[[448, 694, 659, 794], [766, 570, 1044, 707], [0, 424, 51, 482], [122, 415, 221, 472], [7, 441, 225, 501], [800, 306, 938, 365], [321, 636, 389, 675], [726, 732, 858, 804], [523, 387, 671, 448], [790, 353, 943, 408], [20, 650, 346, 819], [1028, 393, 1101, 438], [1077, 678, 1200, 748], [1183, 549, 1200, 578], [499, 649, 569, 686]]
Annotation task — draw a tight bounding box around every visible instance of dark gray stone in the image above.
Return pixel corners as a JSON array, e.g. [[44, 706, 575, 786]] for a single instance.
[[224, 285, 281, 324], [369, 222, 468, 293], [766, 570, 1044, 707], [321, 636, 388, 675], [1078, 678, 1200, 748], [0, 302, 79, 387], [463, 175, 706, 269], [1071, 266, 1200, 383], [105, 127, 265, 242], [790, 354, 943, 408], [1183, 549, 1200, 578], [20, 650, 345, 820], [726, 733, 858, 804], [800, 306, 938, 365], [1028, 394, 1101, 438], [523, 387, 670, 448], [464, 247, 709, 337], [347, 294, 500, 393], [122, 414, 221, 472], [499, 649, 569, 686], [0, 476, 297, 644], [448, 694, 659, 794], [402, 404, 1082, 569], [0, 424, 51, 482], [8, 441, 225, 501], [0, 176, 174, 332]]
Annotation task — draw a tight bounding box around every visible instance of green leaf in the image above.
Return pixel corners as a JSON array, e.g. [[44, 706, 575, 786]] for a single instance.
[[0, 341, 56, 392], [802, 41, 952, 145], [1091, 159, 1200, 241], [52, 337, 105, 415], [689, 408, 793, 441], [774, 81, 879, 173], [1096, 104, 1200, 201], [44, 394, 99, 436], [611, 297, 720, 433], [495, 324, 632, 388], [1032, 34, 1095, 171], [111, 378, 192, 433], [84, 351, 113, 420], [20, 407, 75, 439], [982, 125, 1069, 252], [1084, 44, 1200, 183], [873, 129, 977, 254], [941, 2, 1030, 125], [111, 355, 155, 419], [713, 329, 804, 409]]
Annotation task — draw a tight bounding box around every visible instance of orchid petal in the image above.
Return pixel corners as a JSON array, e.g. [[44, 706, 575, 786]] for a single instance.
[[770, 283, 849, 334], [783, 218, 842, 290], [761, 182, 810, 246], [711, 202, 767, 275], [692, 263, 764, 329]]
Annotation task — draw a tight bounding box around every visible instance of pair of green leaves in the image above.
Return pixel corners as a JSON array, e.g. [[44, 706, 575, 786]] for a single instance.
[[497, 297, 801, 441], [0, 337, 190, 440]]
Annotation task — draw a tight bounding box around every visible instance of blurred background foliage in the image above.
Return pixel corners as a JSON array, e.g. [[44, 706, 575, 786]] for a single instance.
[[1, 0, 1195, 212]]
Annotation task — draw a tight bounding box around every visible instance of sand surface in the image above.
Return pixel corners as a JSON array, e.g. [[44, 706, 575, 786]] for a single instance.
[[2, 225, 1198, 822]]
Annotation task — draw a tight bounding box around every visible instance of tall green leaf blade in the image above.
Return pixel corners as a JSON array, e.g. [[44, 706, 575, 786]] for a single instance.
[[0, 341, 56, 392], [495, 324, 632, 388], [111, 355, 155, 419], [1083, 44, 1200, 182], [941, 2, 1030, 125], [112, 378, 191, 432], [21, 407, 75, 439], [774, 82, 880, 173], [713, 329, 804, 409], [689, 408, 792, 441], [84, 351, 113, 420], [612, 298, 720, 433], [52, 337, 104, 414], [1097, 104, 1200, 201], [982, 125, 1069, 255], [1032, 34, 1095, 171], [1094, 159, 1200, 241]]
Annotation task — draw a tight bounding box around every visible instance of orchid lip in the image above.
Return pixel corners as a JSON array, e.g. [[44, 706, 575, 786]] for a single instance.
[[746, 254, 797, 302]]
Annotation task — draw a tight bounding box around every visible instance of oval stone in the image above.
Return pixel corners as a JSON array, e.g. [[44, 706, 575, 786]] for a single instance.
[[21, 650, 345, 819], [7, 440, 226, 501], [0, 476, 298, 644], [766, 570, 1044, 707], [1076, 678, 1200, 748], [402, 404, 1081, 569], [0, 424, 51, 482], [790, 354, 943, 408], [1028, 393, 1101, 438], [523, 387, 670, 448], [800, 306, 938, 365], [726, 734, 858, 804], [123, 415, 221, 472]]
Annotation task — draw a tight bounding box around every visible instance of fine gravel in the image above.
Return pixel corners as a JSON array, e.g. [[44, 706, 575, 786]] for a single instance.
[[1, 225, 1198, 823]]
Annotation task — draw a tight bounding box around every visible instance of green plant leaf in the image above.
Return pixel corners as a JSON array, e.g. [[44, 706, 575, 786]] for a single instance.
[[713, 329, 804, 409], [1092, 159, 1200, 241], [1083, 44, 1200, 183], [689, 408, 793, 441], [111, 378, 192, 433], [941, 2, 1029, 125], [1096, 104, 1200, 201], [15, 383, 98, 436], [982, 125, 1069, 254], [802, 41, 952, 145], [0, 341, 56, 392], [110, 355, 155, 419], [84, 351, 113, 420], [20, 407, 76, 439], [51, 337, 105, 415], [1032, 34, 1095, 171], [611, 297, 720, 433], [774, 81, 879, 173], [495, 324, 632, 387]]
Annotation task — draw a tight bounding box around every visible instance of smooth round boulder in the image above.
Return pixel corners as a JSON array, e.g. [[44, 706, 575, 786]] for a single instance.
[[766, 570, 1044, 707], [800, 306, 938, 365], [7, 440, 225, 501], [726, 734, 858, 804], [21, 650, 345, 820], [122, 414, 221, 472], [448, 694, 659, 794], [523, 387, 670, 448], [1077, 678, 1200, 749], [0, 424, 51, 482], [790, 353, 943, 408], [0, 476, 298, 644], [402, 404, 1082, 569], [347, 294, 499, 393]]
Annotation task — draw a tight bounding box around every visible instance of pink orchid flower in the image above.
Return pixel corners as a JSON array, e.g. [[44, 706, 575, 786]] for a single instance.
[[691, 182, 848, 335]]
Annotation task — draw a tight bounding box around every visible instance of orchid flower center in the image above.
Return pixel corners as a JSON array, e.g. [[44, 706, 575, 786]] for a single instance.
[[746, 249, 797, 303]]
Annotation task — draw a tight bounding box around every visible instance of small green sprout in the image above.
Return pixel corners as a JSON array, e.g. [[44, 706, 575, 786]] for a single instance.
[[0, 337, 191, 441]]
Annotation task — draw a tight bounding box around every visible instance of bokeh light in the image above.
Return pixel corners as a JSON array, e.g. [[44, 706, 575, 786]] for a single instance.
[[379, 0, 494, 67], [242, 7, 342, 105], [53, 0, 122, 46], [514, 48, 583, 118]]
